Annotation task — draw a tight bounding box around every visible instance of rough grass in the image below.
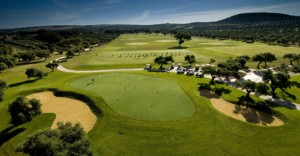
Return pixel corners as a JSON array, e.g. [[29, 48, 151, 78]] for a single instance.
[[1, 34, 300, 155], [69, 73, 195, 121], [61, 34, 300, 70]]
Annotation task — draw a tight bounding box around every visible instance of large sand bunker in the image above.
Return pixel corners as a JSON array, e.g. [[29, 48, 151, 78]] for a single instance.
[[27, 91, 97, 132], [210, 98, 284, 126]]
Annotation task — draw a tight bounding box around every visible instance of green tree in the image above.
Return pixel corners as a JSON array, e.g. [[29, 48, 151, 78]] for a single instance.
[[66, 50, 75, 58], [252, 53, 264, 69], [263, 69, 291, 97], [0, 80, 8, 101], [236, 55, 250, 68], [154, 56, 174, 69], [45, 61, 59, 72], [263, 52, 277, 67], [0, 62, 8, 73], [184, 55, 196, 65], [209, 59, 216, 64], [202, 66, 218, 84], [174, 33, 191, 46], [236, 80, 256, 106], [8, 97, 42, 125], [17, 122, 93, 156], [256, 82, 270, 95], [19, 52, 36, 62], [0, 44, 14, 56], [36, 51, 50, 61], [25, 67, 44, 79], [283, 53, 297, 66], [0, 55, 15, 68]]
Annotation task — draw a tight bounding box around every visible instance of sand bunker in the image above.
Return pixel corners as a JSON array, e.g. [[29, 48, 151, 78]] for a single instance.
[[198, 42, 226, 45], [210, 98, 283, 126], [126, 42, 148, 45], [27, 91, 97, 132], [155, 40, 177, 42]]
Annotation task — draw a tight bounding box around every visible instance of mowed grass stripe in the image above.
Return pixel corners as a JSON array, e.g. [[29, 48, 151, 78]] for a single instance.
[[70, 73, 195, 121]]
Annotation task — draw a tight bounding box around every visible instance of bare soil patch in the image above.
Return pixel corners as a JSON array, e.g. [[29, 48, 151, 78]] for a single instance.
[[210, 98, 284, 126], [27, 91, 97, 132]]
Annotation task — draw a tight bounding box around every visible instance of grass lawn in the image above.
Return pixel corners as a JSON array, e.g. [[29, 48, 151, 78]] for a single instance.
[[70, 73, 195, 121], [276, 75, 300, 104], [1, 34, 300, 155], [61, 33, 300, 70]]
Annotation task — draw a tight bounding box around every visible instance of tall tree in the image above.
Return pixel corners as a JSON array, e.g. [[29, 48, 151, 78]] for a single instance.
[[252, 53, 264, 69], [0, 80, 8, 101], [236, 55, 250, 68], [184, 55, 196, 65], [263, 52, 277, 67], [252, 53, 277, 69], [263, 69, 291, 97], [46, 61, 59, 72], [174, 33, 191, 46], [283, 53, 297, 66], [202, 66, 219, 84], [154, 56, 174, 69], [236, 80, 256, 106]]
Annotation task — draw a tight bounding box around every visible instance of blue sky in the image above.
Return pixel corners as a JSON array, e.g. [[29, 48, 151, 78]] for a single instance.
[[1, 0, 300, 29]]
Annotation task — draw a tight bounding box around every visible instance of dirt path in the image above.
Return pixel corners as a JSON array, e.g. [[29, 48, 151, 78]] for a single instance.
[[27, 91, 97, 132], [210, 98, 284, 126]]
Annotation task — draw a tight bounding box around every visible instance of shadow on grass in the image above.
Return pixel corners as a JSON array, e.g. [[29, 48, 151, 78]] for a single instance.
[[0, 126, 26, 147], [233, 105, 275, 125], [198, 83, 231, 99], [168, 46, 188, 49], [291, 81, 300, 88], [9, 79, 39, 88], [280, 91, 297, 100]]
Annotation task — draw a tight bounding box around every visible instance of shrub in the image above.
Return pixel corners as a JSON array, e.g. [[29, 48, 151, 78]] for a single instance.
[[8, 97, 42, 125], [17, 122, 93, 156], [25, 67, 45, 79]]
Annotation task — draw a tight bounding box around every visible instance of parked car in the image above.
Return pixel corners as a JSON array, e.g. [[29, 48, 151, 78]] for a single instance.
[[177, 69, 185, 74], [186, 69, 195, 76], [195, 72, 204, 78]]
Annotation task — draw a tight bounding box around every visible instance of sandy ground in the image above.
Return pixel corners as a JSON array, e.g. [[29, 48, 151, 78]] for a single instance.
[[126, 42, 148, 45], [210, 98, 284, 126], [27, 91, 97, 132], [155, 40, 177, 42]]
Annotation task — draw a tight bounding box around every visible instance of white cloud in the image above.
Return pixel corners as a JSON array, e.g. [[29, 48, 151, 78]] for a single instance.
[[49, 12, 79, 21], [118, 2, 300, 24]]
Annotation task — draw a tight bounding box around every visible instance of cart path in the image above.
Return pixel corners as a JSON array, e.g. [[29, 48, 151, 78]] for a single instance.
[[54, 57, 300, 110]]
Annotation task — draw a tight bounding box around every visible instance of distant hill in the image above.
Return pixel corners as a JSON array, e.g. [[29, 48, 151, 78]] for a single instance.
[[218, 12, 300, 23], [1, 12, 299, 46]]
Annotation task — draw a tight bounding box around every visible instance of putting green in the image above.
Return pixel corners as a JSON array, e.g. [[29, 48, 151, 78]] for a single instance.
[[70, 73, 195, 121]]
